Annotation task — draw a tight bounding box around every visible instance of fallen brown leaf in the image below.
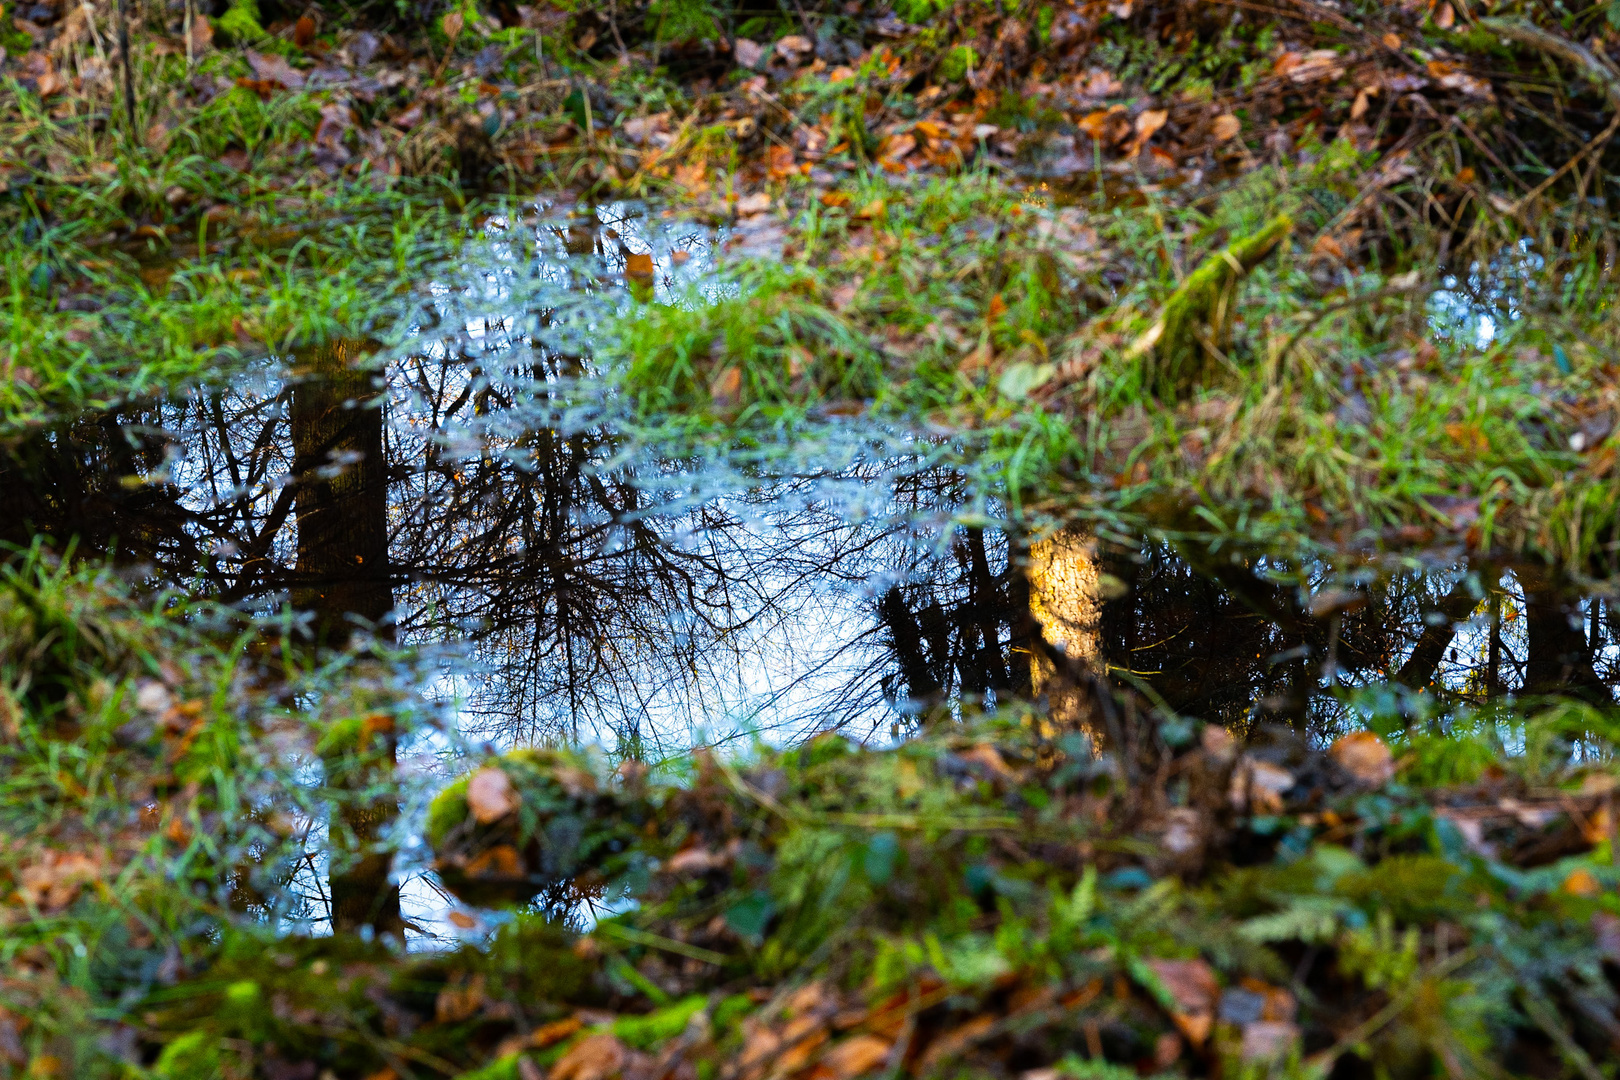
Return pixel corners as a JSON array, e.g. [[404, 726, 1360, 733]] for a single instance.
[[1145, 958, 1218, 1046], [818, 1034, 892, 1079], [550, 1034, 626, 1080], [467, 766, 521, 823], [625, 251, 655, 284]]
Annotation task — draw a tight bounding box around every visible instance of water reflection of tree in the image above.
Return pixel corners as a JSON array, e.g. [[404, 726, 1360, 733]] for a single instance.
[[8, 200, 1619, 760]]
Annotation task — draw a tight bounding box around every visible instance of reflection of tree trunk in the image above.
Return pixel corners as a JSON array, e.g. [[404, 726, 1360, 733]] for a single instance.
[[1521, 566, 1610, 701], [1026, 527, 1101, 730], [290, 339, 404, 937], [1395, 573, 1482, 691], [879, 586, 945, 721]]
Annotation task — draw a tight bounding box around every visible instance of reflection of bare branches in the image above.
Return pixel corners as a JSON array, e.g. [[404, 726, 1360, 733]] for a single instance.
[[10, 200, 1620, 766]]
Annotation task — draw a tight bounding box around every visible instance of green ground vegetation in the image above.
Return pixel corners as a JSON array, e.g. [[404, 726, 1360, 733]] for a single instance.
[[7, 0, 1620, 1076]]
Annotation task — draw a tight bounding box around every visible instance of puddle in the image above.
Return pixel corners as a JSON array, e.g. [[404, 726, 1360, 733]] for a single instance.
[[7, 199, 1619, 945]]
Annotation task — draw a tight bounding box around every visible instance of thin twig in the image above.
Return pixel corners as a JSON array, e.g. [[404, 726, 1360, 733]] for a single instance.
[[1305, 948, 1478, 1072], [1276, 280, 1429, 369], [1480, 18, 1620, 113], [112, 0, 136, 139], [1502, 110, 1620, 216]]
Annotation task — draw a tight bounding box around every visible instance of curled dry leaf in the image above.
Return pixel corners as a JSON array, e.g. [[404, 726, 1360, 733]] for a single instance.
[[16, 850, 102, 911], [1127, 109, 1167, 156], [734, 38, 765, 68], [1135, 109, 1168, 140], [245, 50, 306, 90], [1280, 49, 1344, 84], [550, 1034, 627, 1080], [880, 133, 917, 162], [1329, 731, 1394, 786], [819, 1034, 893, 1079], [467, 766, 522, 823], [1145, 958, 1218, 1045], [735, 191, 772, 217], [774, 34, 814, 63], [442, 10, 465, 39], [1210, 114, 1240, 142]]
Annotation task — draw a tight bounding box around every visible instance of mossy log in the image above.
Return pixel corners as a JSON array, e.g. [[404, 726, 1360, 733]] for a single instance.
[[1128, 214, 1293, 398]]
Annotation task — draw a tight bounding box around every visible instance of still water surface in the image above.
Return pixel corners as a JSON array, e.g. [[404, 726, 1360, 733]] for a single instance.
[[6, 201, 1618, 943]]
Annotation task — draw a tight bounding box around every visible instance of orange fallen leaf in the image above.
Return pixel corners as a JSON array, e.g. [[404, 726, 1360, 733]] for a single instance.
[[819, 191, 852, 208], [530, 1017, 584, 1049], [625, 252, 655, 283], [1078, 110, 1111, 139], [1563, 867, 1602, 897], [767, 144, 797, 180], [1210, 114, 1240, 142], [1312, 234, 1345, 260]]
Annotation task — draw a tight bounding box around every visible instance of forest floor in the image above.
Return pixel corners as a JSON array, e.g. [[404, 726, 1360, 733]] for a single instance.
[[7, 0, 1620, 1077]]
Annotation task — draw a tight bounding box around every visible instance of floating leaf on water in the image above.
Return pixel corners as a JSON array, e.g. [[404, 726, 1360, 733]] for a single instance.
[[467, 766, 521, 823]]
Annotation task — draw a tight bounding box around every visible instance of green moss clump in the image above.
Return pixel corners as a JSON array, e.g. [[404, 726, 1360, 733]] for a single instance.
[[153, 1031, 221, 1080], [215, 0, 266, 43], [939, 45, 979, 83], [427, 774, 473, 846], [613, 995, 708, 1049], [1130, 214, 1293, 398]]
